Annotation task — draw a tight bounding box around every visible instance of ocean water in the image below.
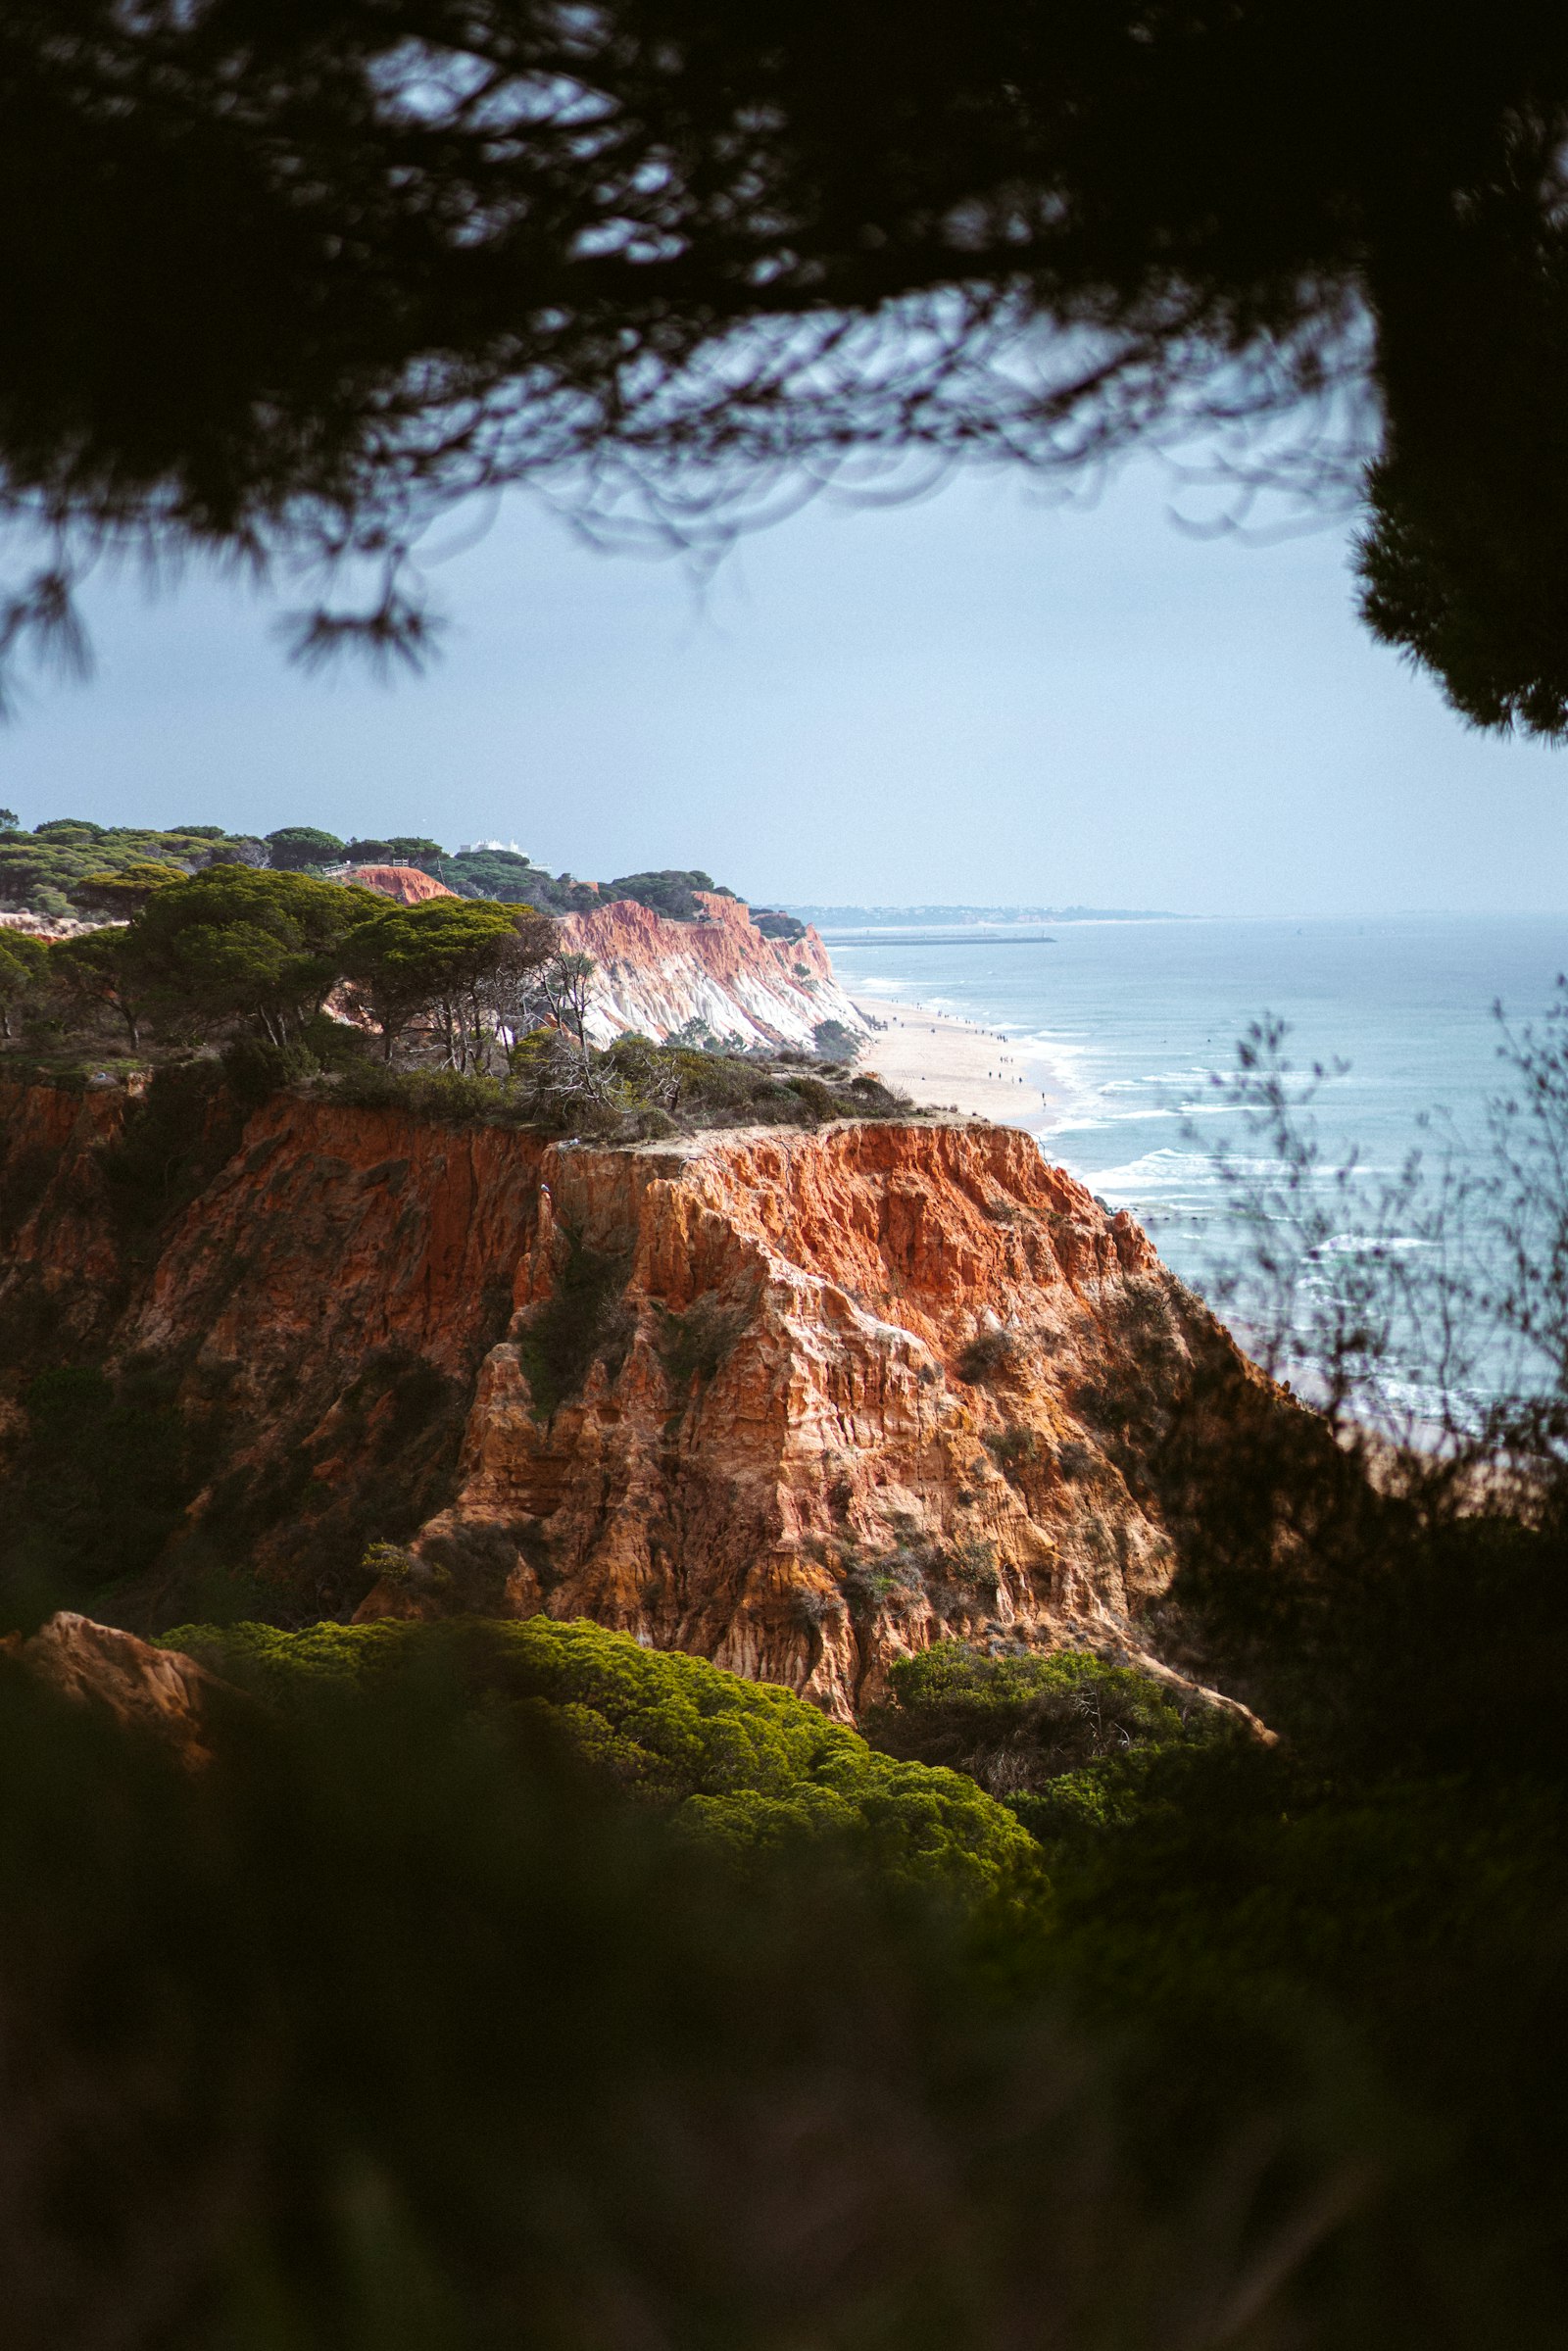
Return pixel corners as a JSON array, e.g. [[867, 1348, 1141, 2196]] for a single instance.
[[825, 914, 1568, 1311]]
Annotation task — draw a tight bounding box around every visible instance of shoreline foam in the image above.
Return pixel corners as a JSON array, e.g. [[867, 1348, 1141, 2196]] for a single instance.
[[850, 994, 1060, 1132]]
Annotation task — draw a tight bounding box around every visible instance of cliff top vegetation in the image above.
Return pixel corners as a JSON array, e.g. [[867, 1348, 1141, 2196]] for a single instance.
[[0, 808, 758, 928], [0, 862, 901, 1142]]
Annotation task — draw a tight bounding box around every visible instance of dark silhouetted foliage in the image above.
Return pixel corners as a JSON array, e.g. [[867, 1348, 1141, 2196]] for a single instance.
[[0, 1628, 1408, 2351], [0, 1363, 208, 1627], [0, 1596, 1563, 2346], [0, 5, 1567, 723]]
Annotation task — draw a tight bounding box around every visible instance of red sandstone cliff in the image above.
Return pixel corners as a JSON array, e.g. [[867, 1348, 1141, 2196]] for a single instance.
[[397, 1121, 1289, 1713], [559, 892, 865, 1051], [0, 1077, 1303, 1710], [342, 864, 459, 905]]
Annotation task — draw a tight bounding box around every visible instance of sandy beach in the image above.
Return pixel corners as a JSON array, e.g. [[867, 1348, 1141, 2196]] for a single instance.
[[852, 995, 1058, 1131]]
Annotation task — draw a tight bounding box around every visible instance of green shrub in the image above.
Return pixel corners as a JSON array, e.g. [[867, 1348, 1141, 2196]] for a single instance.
[[842, 1551, 928, 1620], [956, 1327, 1021, 1384], [220, 1035, 319, 1106], [812, 1016, 859, 1056], [985, 1425, 1047, 1475], [278, 1034, 908, 1141], [601, 867, 718, 920], [834, 1537, 1002, 1627], [516, 1232, 635, 1416], [863, 1641, 1223, 1814], [299, 1011, 374, 1070], [220, 1024, 368, 1107], [658, 1291, 750, 1389], [604, 1041, 908, 1133], [927, 1538, 1003, 1614], [160, 1615, 1041, 1903], [330, 1060, 531, 1125], [98, 1059, 242, 1232], [0, 1361, 204, 1624]]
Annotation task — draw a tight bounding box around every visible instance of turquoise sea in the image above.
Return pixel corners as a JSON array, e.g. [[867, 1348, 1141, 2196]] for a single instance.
[[825, 914, 1568, 1307]]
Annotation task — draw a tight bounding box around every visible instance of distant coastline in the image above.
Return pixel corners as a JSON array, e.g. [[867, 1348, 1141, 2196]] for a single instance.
[[784, 904, 1186, 927]]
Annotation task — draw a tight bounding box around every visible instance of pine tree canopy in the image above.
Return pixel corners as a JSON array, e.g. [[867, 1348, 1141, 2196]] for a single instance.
[[6, 2, 1568, 728]]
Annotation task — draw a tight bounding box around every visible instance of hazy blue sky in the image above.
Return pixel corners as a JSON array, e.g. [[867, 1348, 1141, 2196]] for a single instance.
[[3, 459, 1565, 916]]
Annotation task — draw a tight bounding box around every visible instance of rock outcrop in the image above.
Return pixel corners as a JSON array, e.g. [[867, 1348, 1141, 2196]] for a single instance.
[[342, 864, 459, 905], [559, 892, 867, 1052], [0, 1079, 1301, 1714], [7, 1610, 221, 1764], [0, 1079, 539, 1613]]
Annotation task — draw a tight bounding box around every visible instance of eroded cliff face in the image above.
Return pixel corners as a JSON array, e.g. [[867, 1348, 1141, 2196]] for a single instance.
[[397, 1120, 1286, 1714], [0, 1079, 1294, 1711], [560, 892, 866, 1051]]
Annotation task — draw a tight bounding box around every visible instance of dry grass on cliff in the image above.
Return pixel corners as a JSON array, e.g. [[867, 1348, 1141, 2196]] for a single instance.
[[322, 1035, 913, 1139]]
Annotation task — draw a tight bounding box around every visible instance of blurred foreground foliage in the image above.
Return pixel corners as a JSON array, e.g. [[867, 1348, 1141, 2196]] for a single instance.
[[0, 1602, 1558, 2346], [0, 1602, 1535, 2351]]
